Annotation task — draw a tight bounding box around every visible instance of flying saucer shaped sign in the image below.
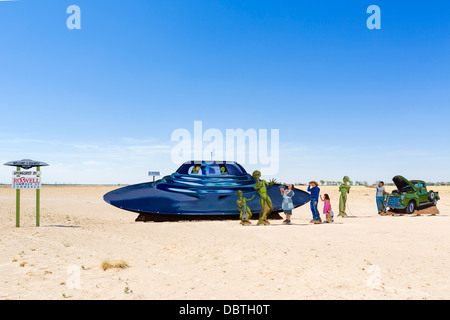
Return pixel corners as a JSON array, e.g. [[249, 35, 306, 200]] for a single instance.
[[4, 159, 49, 170]]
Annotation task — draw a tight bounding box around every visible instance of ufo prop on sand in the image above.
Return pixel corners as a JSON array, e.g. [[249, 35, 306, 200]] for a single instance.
[[104, 161, 310, 220]]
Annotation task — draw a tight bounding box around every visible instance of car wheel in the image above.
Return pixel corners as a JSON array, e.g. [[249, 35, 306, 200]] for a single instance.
[[406, 201, 415, 214], [428, 191, 435, 202]]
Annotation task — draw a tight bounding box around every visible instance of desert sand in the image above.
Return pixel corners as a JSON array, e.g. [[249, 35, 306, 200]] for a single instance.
[[0, 185, 449, 300]]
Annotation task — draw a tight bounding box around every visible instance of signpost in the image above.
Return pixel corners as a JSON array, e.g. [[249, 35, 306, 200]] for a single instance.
[[148, 171, 161, 182], [4, 159, 49, 227]]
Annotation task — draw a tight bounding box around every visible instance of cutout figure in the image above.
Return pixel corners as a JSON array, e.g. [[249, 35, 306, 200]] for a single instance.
[[252, 170, 276, 225], [236, 190, 254, 225], [338, 176, 351, 217]]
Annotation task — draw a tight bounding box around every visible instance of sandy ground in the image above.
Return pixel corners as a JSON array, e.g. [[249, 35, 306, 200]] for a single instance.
[[0, 185, 449, 300]]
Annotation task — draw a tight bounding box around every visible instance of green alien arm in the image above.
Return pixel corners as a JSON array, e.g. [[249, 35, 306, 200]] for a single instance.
[[245, 195, 255, 201], [268, 178, 277, 187]]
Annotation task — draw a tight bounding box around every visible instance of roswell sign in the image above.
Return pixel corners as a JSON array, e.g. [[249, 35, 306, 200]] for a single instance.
[[3, 159, 49, 227], [12, 170, 42, 189]]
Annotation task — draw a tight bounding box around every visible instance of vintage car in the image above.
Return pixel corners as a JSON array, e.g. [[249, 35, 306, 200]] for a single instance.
[[104, 160, 310, 219], [386, 175, 440, 214]]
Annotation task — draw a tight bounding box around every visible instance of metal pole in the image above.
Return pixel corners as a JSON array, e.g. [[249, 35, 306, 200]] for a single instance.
[[36, 166, 40, 227], [16, 166, 20, 227]]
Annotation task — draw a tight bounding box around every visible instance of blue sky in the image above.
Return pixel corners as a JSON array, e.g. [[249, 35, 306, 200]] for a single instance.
[[0, 0, 449, 184]]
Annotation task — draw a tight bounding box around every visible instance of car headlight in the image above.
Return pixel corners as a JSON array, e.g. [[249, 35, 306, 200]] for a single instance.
[[401, 195, 405, 200]]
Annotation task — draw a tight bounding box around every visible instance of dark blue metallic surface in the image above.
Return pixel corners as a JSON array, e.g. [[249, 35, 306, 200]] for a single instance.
[[104, 161, 311, 215]]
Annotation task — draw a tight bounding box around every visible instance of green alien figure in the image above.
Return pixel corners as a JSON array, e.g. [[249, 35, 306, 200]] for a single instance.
[[252, 170, 276, 225], [236, 190, 254, 225], [220, 166, 228, 174], [338, 176, 351, 217]]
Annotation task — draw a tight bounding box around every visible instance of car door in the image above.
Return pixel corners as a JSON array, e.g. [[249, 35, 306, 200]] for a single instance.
[[417, 182, 428, 203]]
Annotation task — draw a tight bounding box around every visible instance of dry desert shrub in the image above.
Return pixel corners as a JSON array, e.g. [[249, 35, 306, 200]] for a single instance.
[[101, 259, 128, 271]]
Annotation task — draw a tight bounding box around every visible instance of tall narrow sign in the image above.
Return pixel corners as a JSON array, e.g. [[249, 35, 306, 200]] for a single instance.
[[4, 159, 49, 227]]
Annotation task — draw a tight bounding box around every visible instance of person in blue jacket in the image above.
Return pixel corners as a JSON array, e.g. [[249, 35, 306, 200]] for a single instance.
[[308, 181, 321, 224]]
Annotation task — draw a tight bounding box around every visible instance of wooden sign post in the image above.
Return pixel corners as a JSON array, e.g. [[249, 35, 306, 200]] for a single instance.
[[4, 159, 49, 227]]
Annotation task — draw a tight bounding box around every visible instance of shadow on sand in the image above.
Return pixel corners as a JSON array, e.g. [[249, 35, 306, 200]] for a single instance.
[[135, 211, 283, 222]]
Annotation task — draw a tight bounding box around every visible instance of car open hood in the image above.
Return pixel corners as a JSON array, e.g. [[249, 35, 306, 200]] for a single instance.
[[392, 175, 417, 191]]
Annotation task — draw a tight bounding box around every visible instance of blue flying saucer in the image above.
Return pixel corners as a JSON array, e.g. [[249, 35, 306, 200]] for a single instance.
[[104, 161, 310, 217]]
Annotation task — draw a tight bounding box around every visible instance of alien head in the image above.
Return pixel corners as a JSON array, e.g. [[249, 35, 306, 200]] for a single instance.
[[252, 170, 261, 180]]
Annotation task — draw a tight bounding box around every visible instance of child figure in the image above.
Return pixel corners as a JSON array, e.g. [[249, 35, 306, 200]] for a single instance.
[[236, 190, 254, 225], [320, 194, 333, 223]]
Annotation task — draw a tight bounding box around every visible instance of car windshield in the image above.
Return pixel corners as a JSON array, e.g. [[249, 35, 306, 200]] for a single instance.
[[410, 180, 426, 189], [176, 162, 247, 176]]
